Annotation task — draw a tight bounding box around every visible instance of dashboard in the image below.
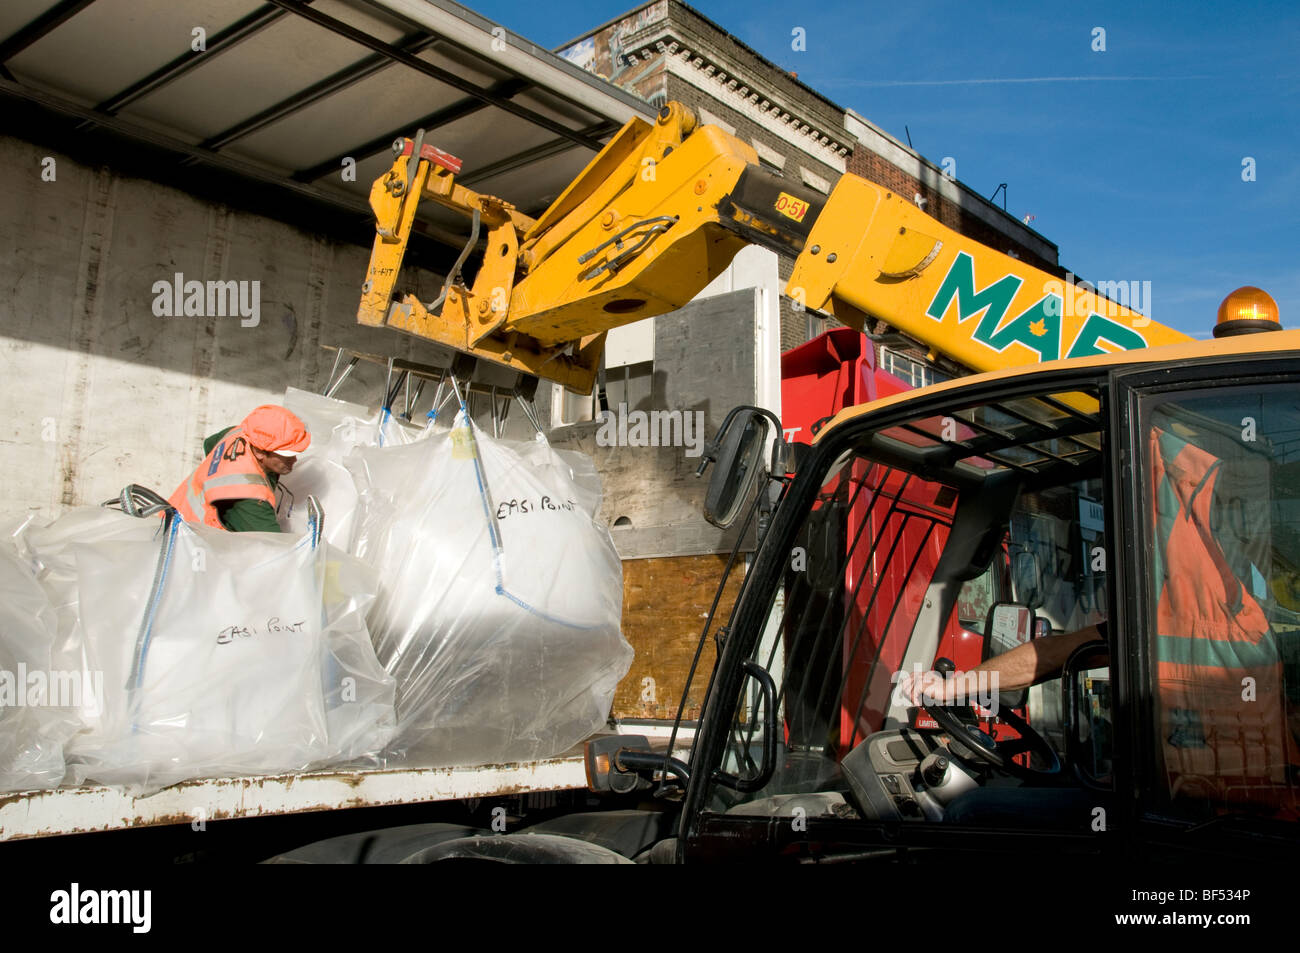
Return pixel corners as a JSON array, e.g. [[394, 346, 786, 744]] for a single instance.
[[841, 727, 985, 822]]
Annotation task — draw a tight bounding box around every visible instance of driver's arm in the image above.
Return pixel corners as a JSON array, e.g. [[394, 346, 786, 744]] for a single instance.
[[903, 624, 1108, 705], [974, 624, 1106, 691]]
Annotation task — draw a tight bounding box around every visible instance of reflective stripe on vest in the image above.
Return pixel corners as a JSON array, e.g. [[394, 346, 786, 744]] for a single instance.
[[168, 427, 276, 530], [204, 472, 275, 496], [1150, 427, 1289, 785]]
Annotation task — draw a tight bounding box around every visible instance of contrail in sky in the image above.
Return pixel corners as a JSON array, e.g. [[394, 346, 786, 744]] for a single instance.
[[834, 75, 1213, 87]]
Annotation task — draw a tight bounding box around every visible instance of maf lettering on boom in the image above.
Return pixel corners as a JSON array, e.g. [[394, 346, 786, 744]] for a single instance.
[[925, 252, 1149, 363]]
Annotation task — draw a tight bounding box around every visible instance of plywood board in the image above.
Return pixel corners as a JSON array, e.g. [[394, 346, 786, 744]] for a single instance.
[[611, 553, 745, 721]]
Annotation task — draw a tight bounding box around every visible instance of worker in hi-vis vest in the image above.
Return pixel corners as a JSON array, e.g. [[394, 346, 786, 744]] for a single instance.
[[168, 405, 310, 532], [900, 429, 1294, 809], [1147, 428, 1292, 795]]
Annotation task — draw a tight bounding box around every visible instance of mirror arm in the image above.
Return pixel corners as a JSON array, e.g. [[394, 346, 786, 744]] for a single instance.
[[615, 749, 691, 788]]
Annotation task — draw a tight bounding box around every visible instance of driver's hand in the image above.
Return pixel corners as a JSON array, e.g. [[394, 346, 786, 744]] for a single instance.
[[899, 670, 956, 707]]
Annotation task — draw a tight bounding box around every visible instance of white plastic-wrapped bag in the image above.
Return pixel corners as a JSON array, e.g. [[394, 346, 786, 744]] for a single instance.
[[0, 545, 83, 791], [65, 520, 328, 788], [19, 507, 165, 734], [277, 387, 422, 546], [313, 545, 397, 768], [347, 408, 632, 766], [53, 511, 395, 791]]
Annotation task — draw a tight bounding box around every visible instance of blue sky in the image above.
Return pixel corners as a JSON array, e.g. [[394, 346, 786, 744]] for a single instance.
[[471, 0, 1298, 338]]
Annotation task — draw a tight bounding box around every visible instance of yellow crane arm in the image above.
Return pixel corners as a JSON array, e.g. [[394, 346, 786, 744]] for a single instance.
[[358, 103, 1188, 393]]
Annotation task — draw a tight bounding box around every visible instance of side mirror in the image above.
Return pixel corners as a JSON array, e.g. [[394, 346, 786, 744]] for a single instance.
[[984, 602, 1036, 658], [702, 408, 773, 529], [983, 602, 1036, 709], [1011, 551, 1042, 608]]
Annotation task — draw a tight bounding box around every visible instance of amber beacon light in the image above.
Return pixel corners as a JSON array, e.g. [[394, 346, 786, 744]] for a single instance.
[[1214, 286, 1282, 337]]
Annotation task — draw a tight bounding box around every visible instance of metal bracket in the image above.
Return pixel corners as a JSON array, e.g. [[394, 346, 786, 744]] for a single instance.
[[489, 385, 512, 438], [512, 375, 544, 436], [322, 347, 360, 398]]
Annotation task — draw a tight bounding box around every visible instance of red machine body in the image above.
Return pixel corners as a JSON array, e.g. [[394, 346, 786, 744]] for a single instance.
[[779, 330, 1016, 749]]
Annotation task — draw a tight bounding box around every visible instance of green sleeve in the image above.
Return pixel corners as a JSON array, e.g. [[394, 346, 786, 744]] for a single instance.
[[215, 498, 283, 533], [203, 426, 235, 457]]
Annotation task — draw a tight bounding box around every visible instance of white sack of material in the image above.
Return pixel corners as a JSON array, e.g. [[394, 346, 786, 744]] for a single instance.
[[18, 508, 165, 734], [347, 409, 632, 767], [0, 544, 84, 792], [277, 387, 423, 547], [10, 506, 395, 793], [65, 520, 329, 789]]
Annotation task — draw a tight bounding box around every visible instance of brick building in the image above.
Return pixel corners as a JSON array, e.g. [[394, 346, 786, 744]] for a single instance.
[[558, 0, 1058, 355]]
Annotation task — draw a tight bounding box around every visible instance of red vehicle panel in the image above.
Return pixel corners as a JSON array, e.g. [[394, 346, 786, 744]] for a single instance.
[[780, 331, 1019, 753]]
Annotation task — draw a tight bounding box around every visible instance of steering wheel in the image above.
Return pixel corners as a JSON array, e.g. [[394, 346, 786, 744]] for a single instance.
[[923, 659, 1060, 780]]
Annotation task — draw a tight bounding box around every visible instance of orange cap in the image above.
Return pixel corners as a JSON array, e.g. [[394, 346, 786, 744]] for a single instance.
[[240, 405, 311, 457]]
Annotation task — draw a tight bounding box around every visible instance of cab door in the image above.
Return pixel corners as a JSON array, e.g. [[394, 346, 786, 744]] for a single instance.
[[1114, 354, 1300, 862], [680, 375, 1120, 864]]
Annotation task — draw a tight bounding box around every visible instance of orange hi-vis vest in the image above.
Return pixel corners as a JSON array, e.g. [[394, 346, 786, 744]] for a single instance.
[[1150, 429, 1291, 796], [168, 426, 276, 530]]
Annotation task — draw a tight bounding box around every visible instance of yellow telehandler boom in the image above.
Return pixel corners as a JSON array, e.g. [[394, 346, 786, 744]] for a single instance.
[[358, 102, 1189, 393]]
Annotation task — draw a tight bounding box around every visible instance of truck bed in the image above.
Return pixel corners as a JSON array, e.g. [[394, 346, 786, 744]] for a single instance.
[[0, 725, 693, 841]]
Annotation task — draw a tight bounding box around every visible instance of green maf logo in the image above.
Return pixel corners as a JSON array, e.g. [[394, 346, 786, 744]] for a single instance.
[[925, 252, 1148, 362]]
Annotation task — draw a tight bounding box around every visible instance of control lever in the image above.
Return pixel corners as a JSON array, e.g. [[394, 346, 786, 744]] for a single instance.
[[927, 656, 980, 732], [919, 752, 950, 788], [916, 749, 979, 807]]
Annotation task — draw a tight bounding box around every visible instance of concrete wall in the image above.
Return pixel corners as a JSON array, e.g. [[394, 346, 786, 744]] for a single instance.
[[0, 134, 463, 530], [546, 244, 781, 559]]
